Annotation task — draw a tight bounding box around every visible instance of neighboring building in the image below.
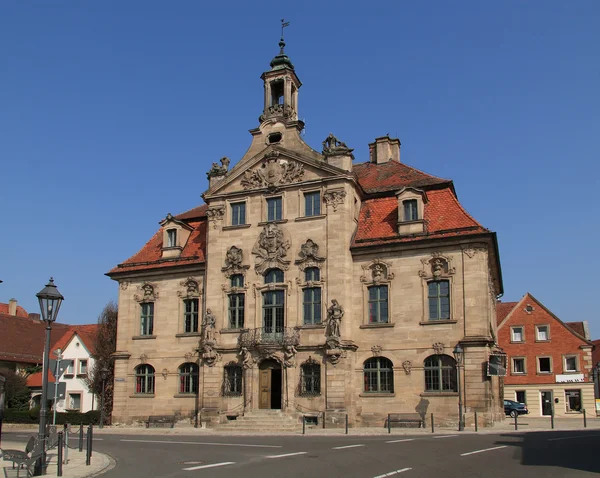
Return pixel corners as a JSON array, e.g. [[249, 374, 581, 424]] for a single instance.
[[497, 293, 594, 417], [107, 39, 504, 427]]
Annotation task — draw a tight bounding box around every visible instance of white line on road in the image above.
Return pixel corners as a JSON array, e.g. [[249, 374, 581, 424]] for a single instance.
[[120, 439, 281, 448], [265, 452, 308, 459], [433, 435, 458, 439], [548, 434, 600, 442], [385, 439, 415, 444], [461, 445, 507, 456], [373, 467, 412, 477], [332, 444, 365, 449], [93, 438, 104, 441], [182, 462, 235, 471]]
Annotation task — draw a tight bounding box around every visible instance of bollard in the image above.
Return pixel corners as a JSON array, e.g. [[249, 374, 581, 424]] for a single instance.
[[388, 413, 391, 434], [514, 412, 518, 431], [345, 414, 349, 434], [86, 426, 92, 466], [323, 411, 325, 429], [551, 409, 554, 429], [474, 411, 478, 432], [302, 416, 306, 435], [583, 409, 587, 428], [57, 432, 63, 477], [64, 425, 69, 465], [89, 424, 93, 457], [79, 423, 84, 452], [431, 413, 434, 433]]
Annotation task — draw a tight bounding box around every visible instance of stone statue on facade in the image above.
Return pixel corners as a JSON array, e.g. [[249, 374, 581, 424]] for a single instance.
[[283, 344, 297, 368], [206, 156, 230, 179], [322, 133, 354, 157], [326, 299, 344, 338], [239, 346, 253, 369], [202, 309, 217, 343]]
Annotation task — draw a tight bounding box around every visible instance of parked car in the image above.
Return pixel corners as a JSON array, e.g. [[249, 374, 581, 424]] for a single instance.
[[504, 399, 528, 418]]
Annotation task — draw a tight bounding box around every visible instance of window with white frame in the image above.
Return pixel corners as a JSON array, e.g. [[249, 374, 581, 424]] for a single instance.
[[403, 199, 418, 221], [538, 357, 552, 373], [68, 393, 81, 410], [564, 355, 578, 372], [78, 359, 88, 375], [511, 326, 524, 342], [512, 357, 526, 374], [536, 325, 549, 341], [565, 389, 582, 412], [65, 360, 74, 376]]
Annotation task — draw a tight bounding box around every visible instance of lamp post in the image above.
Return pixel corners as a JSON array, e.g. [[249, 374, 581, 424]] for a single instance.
[[99, 367, 110, 429], [453, 343, 464, 432], [34, 278, 64, 476]]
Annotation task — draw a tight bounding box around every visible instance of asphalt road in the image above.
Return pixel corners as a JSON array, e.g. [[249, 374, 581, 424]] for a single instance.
[[5, 430, 600, 477]]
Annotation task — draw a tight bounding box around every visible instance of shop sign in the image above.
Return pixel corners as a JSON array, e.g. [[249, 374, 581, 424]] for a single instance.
[[556, 373, 584, 383]]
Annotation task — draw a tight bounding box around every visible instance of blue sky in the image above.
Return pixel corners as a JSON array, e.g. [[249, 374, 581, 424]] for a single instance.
[[1, 2, 598, 335]]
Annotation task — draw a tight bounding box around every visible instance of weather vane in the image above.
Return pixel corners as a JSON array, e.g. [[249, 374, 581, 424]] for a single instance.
[[281, 18, 290, 39]]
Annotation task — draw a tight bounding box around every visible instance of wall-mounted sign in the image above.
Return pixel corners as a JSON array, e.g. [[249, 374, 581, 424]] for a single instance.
[[556, 373, 584, 383], [487, 354, 507, 376], [114, 378, 125, 382]]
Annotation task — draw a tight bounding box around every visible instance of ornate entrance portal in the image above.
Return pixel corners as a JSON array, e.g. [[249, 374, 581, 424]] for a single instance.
[[259, 359, 282, 409]]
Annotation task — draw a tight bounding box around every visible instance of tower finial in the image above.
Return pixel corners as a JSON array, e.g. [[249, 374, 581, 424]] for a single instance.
[[280, 18, 290, 53]]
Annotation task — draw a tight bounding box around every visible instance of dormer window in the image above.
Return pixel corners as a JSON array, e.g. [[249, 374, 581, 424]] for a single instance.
[[396, 188, 426, 235], [167, 229, 177, 248], [403, 200, 418, 221]]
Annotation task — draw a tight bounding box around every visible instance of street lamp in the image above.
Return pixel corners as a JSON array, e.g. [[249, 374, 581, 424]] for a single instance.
[[453, 343, 464, 432], [99, 367, 110, 429], [34, 278, 64, 476]]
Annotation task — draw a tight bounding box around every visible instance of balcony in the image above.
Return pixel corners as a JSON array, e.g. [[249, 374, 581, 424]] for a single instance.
[[238, 327, 300, 348]]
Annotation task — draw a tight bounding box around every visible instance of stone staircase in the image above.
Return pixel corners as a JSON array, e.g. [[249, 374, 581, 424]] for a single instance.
[[216, 409, 301, 432]]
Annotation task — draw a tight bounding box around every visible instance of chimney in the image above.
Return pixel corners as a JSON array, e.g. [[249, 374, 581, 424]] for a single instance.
[[8, 298, 17, 316], [369, 136, 400, 164]]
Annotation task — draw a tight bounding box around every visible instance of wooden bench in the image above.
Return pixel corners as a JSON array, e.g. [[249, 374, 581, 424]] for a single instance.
[[145, 415, 176, 428], [385, 413, 425, 429], [1, 436, 44, 477]]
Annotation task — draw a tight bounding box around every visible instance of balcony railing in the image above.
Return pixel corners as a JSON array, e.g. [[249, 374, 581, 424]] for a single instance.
[[238, 327, 300, 348]]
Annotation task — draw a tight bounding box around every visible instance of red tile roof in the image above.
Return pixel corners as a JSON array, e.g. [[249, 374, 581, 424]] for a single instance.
[[0, 302, 29, 318], [51, 325, 99, 357], [26, 369, 55, 387], [496, 302, 518, 326], [175, 204, 207, 221], [352, 187, 488, 247], [353, 161, 451, 194], [565, 322, 586, 339]]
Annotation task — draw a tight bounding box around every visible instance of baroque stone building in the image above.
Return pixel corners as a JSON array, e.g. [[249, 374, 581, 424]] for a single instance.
[[107, 39, 504, 427]]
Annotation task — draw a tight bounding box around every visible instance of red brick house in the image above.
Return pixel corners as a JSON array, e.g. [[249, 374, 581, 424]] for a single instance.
[[497, 293, 594, 417]]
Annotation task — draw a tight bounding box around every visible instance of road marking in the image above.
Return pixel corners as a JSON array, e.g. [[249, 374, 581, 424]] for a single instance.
[[93, 438, 104, 441], [433, 435, 458, 439], [548, 434, 600, 442], [461, 445, 507, 456], [386, 439, 415, 444], [333, 444, 365, 449], [120, 439, 281, 448], [182, 462, 235, 471], [265, 452, 307, 459], [373, 467, 412, 477]]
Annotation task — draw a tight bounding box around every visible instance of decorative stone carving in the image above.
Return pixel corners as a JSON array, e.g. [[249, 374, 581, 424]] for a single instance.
[[402, 360, 412, 375], [161, 368, 168, 379], [432, 342, 444, 355], [178, 277, 200, 298], [326, 300, 344, 339], [462, 247, 486, 259], [322, 133, 354, 158], [283, 344, 297, 368], [184, 351, 194, 362], [206, 206, 225, 229], [239, 347, 254, 369], [295, 239, 326, 271], [240, 151, 304, 191], [119, 281, 130, 291], [139, 353, 148, 364], [252, 223, 291, 274], [360, 259, 394, 284], [206, 156, 230, 179], [325, 337, 347, 365], [259, 103, 297, 123], [524, 304, 535, 314], [371, 345, 382, 357], [221, 246, 250, 278], [418, 253, 456, 279], [323, 189, 346, 212], [259, 349, 284, 364], [134, 282, 158, 302]]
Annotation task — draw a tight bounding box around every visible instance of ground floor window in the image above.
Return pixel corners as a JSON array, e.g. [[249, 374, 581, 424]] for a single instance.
[[515, 390, 526, 404], [565, 389, 582, 412], [223, 364, 243, 396], [68, 393, 81, 410]]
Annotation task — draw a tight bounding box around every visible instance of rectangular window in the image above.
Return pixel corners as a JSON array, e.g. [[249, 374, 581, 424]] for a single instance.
[[223, 366, 243, 396], [140, 302, 154, 336], [228, 293, 245, 329], [304, 191, 321, 217], [515, 391, 526, 404], [512, 357, 525, 374], [68, 393, 81, 410], [538, 357, 552, 373], [267, 197, 282, 221], [263, 290, 285, 335], [511, 327, 524, 342], [303, 287, 322, 325], [231, 202, 246, 226], [536, 325, 549, 341], [300, 364, 321, 396], [368, 285, 388, 324], [564, 356, 578, 372], [428, 280, 450, 320], [78, 360, 88, 375], [167, 229, 177, 247], [565, 389, 582, 412], [184, 298, 199, 333], [65, 361, 74, 376], [403, 199, 418, 221]]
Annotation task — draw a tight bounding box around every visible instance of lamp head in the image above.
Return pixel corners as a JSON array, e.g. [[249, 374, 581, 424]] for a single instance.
[[36, 278, 64, 323]]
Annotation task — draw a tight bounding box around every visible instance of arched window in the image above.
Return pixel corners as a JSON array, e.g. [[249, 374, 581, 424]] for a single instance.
[[299, 360, 321, 396], [135, 364, 155, 394], [363, 357, 394, 393], [178, 363, 199, 394], [265, 268, 284, 284], [230, 274, 244, 288], [303, 267, 321, 325], [223, 364, 243, 396], [424, 355, 457, 392]]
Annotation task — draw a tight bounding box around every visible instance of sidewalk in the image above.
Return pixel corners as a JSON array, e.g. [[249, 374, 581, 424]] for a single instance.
[[1, 438, 113, 478]]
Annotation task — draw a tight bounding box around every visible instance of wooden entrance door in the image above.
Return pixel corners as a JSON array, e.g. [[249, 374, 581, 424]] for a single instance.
[[259, 368, 271, 409]]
